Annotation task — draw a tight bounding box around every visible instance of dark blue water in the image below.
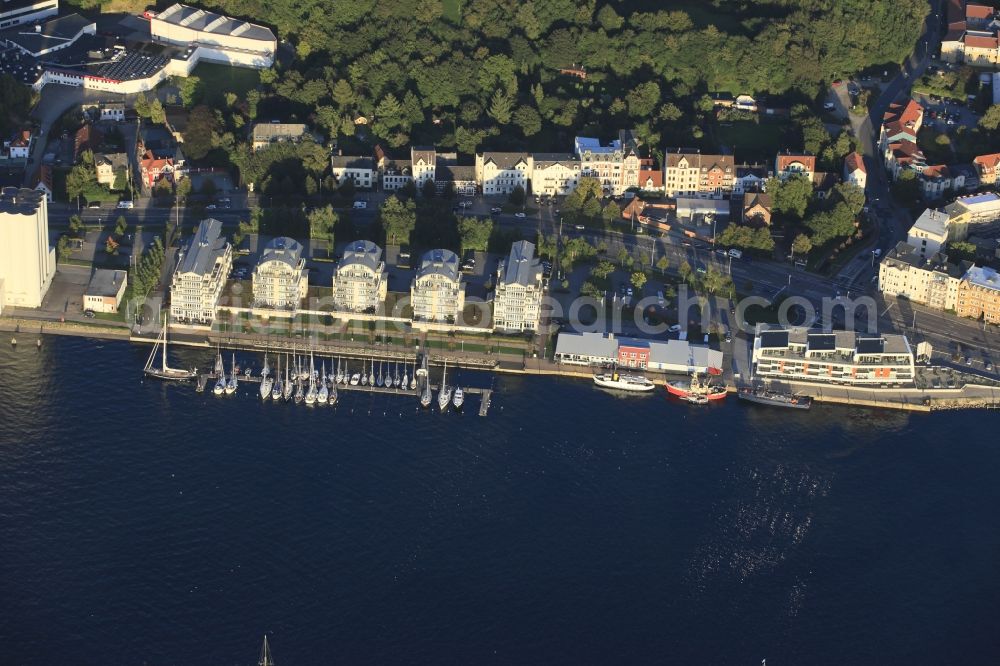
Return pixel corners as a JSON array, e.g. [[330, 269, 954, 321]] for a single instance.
[[2, 336, 1000, 665]]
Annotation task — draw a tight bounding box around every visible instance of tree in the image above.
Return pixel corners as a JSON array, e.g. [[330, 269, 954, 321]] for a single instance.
[[512, 105, 542, 136], [630, 271, 647, 291], [175, 177, 192, 201], [509, 184, 525, 206], [331, 79, 354, 109], [112, 168, 129, 192], [792, 233, 813, 258], [770, 175, 812, 220], [68, 215, 84, 237], [626, 81, 660, 118], [65, 163, 97, 203], [149, 98, 166, 125], [457, 216, 493, 253], [114, 215, 127, 237], [134, 92, 151, 119], [980, 104, 1000, 131], [805, 202, 856, 246], [591, 259, 615, 281], [679, 260, 692, 283], [596, 4, 623, 30], [655, 256, 669, 273], [177, 76, 203, 107], [56, 235, 72, 263], [182, 105, 217, 160], [308, 205, 338, 255], [948, 240, 977, 262], [421, 178, 437, 198], [378, 196, 417, 246], [487, 88, 513, 125], [154, 178, 173, 197], [602, 201, 621, 227]]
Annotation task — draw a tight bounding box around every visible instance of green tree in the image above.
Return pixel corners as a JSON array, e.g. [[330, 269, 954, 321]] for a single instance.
[[134, 92, 151, 119], [591, 259, 615, 281], [487, 88, 514, 124], [113, 168, 129, 192], [655, 256, 669, 273], [509, 184, 525, 206], [114, 215, 127, 237], [980, 104, 1000, 131], [770, 175, 812, 220], [178, 76, 203, 107], [56, 235, 72, 262], [182, 105, 217, 161], [68, 214, 84, 237], [630, 271, 647, 291], [949, 240, 977, 261], [308, 205, 338, 255], [378, 196, 417, 246], [602, 201, 621, 227], [791, 233, 813, 258], [175, 177, 192, 201], [512, 105, 542, 136], [626, 81, 660, 118], [149, 98, 166, 125], [457, 216, 493, 253], [679, 260, 692, 283]]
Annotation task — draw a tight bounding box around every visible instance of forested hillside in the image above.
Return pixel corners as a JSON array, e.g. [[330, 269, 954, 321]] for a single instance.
[[75, 0, 927, 154]]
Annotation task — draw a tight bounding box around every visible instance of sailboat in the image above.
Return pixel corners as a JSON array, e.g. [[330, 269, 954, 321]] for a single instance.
[[335, 357, 344, 385], [409, 361, 417, 390], [258, 635, 274, 666], [282, 356, 293, 401], [401, 363, 408, 391], [305, 352, 317, 405], [143, 315, 197, 380], [350, 361, 360, 385], [453, 385, 464, 409], [360, 358, 368, 385], [376, 361, 384, 387], [318, 361, 329, 405], [367, 358, 375, 387], [437, 360, 452, 411], [260, 353, 272, 400], [294, 375, 304, 404], [329, 367, 338, 405], [225, 353, 238, 394], [213, 355, 226, 395], [271, 354, 283, 400]]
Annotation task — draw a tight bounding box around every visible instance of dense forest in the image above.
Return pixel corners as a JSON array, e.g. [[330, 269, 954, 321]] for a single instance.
[[61, 0, 928, 156]]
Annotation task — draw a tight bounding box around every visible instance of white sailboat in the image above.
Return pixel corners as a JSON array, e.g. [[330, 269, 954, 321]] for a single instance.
[[409, 361, 417, 390], [305, 352, 317, 405], [282, 356, 293, 401], [258, 636, 274, 666], [329, 368, 338, 405], [360, 359, 368, 386], [225, 353, 238, 394], [335, 357, 344, 385], [318, 361, 329, 405], [144, 314, 198, 380], [376, 361, 384, 387], [213, 356, 226, 395], [260, 353, 273, 400], [368, 358, 375, 387], [294, 375, 304, 404], [437, 360, 452, 411], [271, 354, 283, 400], [401, 364, 408, 391], [394, 362, 402, 388]]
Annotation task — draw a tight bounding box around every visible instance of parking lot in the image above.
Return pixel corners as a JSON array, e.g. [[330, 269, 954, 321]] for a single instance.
[[912, 92, 980, 132]]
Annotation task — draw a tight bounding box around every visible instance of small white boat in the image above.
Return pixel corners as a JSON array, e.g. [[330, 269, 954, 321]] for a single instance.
[[350, 372, 360, 386], [401, 368, 408, 390], [367, 359, 375, 387], [409, 362, 417, 390], [453, 385, 464, 409], [593, 370, 656, 393], [360, 360, 368, 386], [225, 353, 238, 394], [329, 376, 338, 405], [318, 362, 329, 405], [438, 360, 452, 411], [260, 353, 272, 400], [393, 363, 402, 388], [376, 361, 384, 387], [294, 378, 304, 404]]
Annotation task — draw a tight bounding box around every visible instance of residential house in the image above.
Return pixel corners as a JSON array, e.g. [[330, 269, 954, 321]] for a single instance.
[[140, 151, 177, 189], [558, 65, 587, 80], [878, 241, 963, 311], [967, 3, 994, 28], [331, 240, 387, 313], [950, 163, 979, 192], [962, 31, 1000, 66], [6, 130, 31, 159], [638, 157, 663, 192], [973, 152, 1000, 186], [742, 192, 772, 225], [83, 269, 127, 313], [252, 236, 308, 311], [884, 140, 926, 180], [251, 122, 308, 152], [574, 131, 641, 195], [434, 161, 477, 196], [411, 146, 436, 189], [492, 240, 544, 332], [879, 99, 923, 156], [732, 163, 770, 195], [908, 208, 951, 258], [775, 151, 816, 183], [95, 152, 129, 188], [941, 192, 1000, 241], [531, 153, 581, 196], [844, 152, 867, 190], [475, 152, 531, 196], [330, 155, 375, 189], [919, 164, 964, 200], [169, 218, 232, 324], [958, 265, 1000, 323], [663, 149, 735, 199], [382, 159, 413, 191], [751, 326, 916, 386], [411, 248, 464, 323], [99, 102, 125, 122], [31, 165, 52, 202]]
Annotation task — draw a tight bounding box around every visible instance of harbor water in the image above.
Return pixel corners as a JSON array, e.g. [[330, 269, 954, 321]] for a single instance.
[[1, 336, 999, 664]]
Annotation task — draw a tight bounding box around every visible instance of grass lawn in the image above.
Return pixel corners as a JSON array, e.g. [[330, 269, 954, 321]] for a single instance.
[[715, 120, 790, 163], [192, 62, 260, 108]]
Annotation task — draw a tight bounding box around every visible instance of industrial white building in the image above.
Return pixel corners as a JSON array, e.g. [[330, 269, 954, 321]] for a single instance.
[[0, 0, 59, 30], [492, 240, 544, 332], [0, 187, 55, 310], [411, 249, 464, 323], [252, 236, 308, 311], [83, 269, 127, 313], [331, 240, 387, 313], [553, 331, 723, 374], [150, 3, 276, 68], [170, 218, 232, 324]]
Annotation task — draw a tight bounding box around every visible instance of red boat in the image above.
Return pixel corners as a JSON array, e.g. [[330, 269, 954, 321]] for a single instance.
[[665, 372, 728, 402]]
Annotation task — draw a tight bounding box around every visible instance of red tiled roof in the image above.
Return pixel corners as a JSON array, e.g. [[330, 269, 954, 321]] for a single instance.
[[965, 34, 998, 48], [967, 4, 993, 20], [883, 98, 922, 127], [890, 140, 925, 162], [845, 151, 866, 174], [776, 153, 816, 172], [10, 130, 31, 148], [639, 169, 662, 188], [974, 152, 1000, 170], [944, 21, 967, 41], [922, 164, 951, 179]]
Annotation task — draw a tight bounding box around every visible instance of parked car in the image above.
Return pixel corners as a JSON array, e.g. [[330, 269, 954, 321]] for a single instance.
[[514, 212, 526, 218], [83, 309, 95, 318], [87, 201, 101, 209], [668, 324, 682, 333], [116, 200, 134, 209], [206, 204, 216, 210], [490, 206, 502, 213], [353, 200, 367, 209]]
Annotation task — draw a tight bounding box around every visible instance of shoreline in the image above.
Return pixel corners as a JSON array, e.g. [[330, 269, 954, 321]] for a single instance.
[[3, 316, 999, 412]]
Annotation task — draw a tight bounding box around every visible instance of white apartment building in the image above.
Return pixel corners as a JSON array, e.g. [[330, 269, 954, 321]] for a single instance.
[[382, 159, 413, 191], [411, 248, 464, 323], [878, 241, 962, 311], [330, 155, 375, 189], [752, 326, 916, 387], [0, 187, 55, 310], [170, 218, 232, 324], [908, 208, 950, 259], [331, 240, 387, 313], [475, 152, 531, 195], [100, 103, 125, 122], [492, 240, 544, 332], [531, 154, 581, 196], [252, 236, 308, 311], [574, 131, 641, 196], [411, 146, 436, 189]]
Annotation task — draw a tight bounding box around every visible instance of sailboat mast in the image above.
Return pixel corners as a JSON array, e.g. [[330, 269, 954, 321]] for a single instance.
[[161, 313, 168, 372]]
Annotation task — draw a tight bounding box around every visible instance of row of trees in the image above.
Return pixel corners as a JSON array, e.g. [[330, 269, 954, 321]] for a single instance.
[[128, 237, 166, 300]]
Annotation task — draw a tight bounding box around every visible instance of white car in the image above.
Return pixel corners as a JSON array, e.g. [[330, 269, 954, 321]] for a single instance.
[[206, 204, 216, 210], [514, 212, 526, 218], [353, 200, 367, 209], [116, 200, 134, 209]]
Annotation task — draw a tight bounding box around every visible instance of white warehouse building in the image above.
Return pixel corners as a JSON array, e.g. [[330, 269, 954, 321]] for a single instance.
[[150, 3, 276, 68], [0, 187, 55, 311]]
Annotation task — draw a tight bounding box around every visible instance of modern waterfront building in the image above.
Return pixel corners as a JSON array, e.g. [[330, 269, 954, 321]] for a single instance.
[[878, 241, 963, 312], [252, 236, 307, 311], [957, 265, 1000, 323], [411, 249, 464, 323], [331, 240, 387, 313], [169, 218, 232, 324], [751, 326, 916, 386], [0, 187, 55, 310], [492, 240, 544, 332], [553, 331, 724, 374], [83, 269, 127, 314]]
